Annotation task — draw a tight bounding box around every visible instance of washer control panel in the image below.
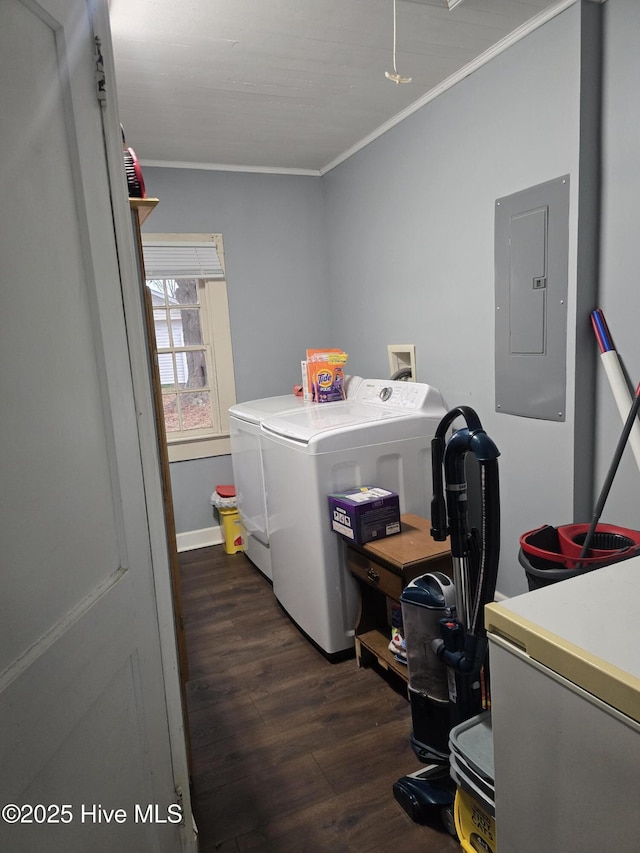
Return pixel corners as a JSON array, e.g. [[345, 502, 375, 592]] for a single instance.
[[355, 379, 444, 413]]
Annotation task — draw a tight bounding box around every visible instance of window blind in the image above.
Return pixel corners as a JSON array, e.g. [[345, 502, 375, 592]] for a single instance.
[[142, 244, 224, 279]]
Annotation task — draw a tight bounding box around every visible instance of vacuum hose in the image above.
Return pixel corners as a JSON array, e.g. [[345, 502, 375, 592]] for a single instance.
[[470, 457, 500, 639]]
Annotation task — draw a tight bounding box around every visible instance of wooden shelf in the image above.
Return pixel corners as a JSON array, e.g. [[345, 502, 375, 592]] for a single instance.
[[129, 196, 159, 225], [356, 629, 409, 681]]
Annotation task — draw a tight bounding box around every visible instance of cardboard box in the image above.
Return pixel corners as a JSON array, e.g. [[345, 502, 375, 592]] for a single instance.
[[328, 487, 400, 546]]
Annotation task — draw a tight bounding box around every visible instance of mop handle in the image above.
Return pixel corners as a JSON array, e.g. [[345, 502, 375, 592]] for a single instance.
[[579, 381, 640, 560], [591, 309, 640, 474]]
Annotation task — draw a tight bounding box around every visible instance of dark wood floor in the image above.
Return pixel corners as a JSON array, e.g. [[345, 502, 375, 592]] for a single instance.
[[179, 546, 460, 853]]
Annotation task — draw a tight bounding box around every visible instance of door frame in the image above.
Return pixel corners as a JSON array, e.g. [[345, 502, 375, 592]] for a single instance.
[[92, 4, 195, 849]]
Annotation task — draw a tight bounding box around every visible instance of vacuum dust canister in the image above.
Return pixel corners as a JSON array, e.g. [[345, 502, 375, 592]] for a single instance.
[[400, 572, 456, 702]]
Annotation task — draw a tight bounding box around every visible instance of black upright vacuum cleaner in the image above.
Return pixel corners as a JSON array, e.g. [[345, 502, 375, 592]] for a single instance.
[[393, 406, 500, 831]]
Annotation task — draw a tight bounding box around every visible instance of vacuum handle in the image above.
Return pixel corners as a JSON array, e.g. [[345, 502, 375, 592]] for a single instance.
[[430, 435, 448, 540]]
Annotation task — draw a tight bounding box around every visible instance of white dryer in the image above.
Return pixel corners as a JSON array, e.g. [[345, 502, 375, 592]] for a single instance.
[[230, 394, 304, 579], [260, 378, 447, 657], [229, 377, 362, 579]]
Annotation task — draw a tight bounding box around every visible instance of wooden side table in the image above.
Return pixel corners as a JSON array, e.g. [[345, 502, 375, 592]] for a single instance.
[[346, 514, 452, 683]]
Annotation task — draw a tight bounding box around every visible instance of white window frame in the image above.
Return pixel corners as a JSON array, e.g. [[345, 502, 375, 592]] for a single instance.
[[143, 233, 236, 462]]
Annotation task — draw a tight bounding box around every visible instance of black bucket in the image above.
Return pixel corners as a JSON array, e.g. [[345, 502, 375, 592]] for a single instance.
[[518, 546, 603, 591]]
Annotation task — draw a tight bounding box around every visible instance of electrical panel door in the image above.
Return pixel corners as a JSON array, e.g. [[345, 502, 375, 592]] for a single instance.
[[495, 176, 570, 420]]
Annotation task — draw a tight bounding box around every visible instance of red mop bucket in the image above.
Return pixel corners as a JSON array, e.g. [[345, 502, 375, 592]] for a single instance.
[[519, 523, 640, 590], [557, 523, 640, 562]]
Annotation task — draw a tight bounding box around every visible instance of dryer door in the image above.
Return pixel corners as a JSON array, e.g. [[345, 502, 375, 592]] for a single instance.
[[230, 419, 269, 546]]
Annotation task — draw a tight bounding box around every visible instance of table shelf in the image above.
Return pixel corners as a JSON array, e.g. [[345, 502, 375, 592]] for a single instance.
[[346, 514, 452, 687], [356, 629, 410, 680]]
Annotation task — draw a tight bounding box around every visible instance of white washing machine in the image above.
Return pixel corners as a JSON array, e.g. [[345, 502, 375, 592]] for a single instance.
[[229, 377, 363, 579], [260, 378, 447, 657]]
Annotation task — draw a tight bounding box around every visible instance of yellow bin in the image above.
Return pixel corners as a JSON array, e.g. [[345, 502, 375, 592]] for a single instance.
[[454, 787, 496, 853], [219, 507, 245, 555]]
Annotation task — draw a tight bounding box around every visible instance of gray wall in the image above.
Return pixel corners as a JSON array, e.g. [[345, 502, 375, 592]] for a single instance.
[[141, 169, 331, 533], [595, 0, 640, 529], [323, 4, 588, 597], [145, 1, 640, 597], [170, 455, 234, 535], [142, 168, 331, 401]]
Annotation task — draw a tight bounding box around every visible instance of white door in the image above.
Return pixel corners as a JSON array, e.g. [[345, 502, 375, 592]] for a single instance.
[[0, 1, 194, 851]]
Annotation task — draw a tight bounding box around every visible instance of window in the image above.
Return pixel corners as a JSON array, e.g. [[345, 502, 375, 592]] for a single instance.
[[142, 233, 236, 462]]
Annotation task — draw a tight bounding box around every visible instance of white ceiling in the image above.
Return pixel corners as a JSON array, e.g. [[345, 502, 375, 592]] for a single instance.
[[109, 0, 572, 175]]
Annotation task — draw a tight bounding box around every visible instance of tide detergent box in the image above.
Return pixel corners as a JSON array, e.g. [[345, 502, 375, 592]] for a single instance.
[[328, 487, 400, 546]]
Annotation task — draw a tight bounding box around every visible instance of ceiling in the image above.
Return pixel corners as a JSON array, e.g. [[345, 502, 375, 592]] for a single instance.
[[109, 0, 572, 175]]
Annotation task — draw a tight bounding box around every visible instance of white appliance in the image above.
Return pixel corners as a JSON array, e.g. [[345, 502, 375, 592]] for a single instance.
[[485, 560, 640, 851], [229, 377, 363, 579], [260, 378, 447, 656], [230, 394, 305, 579]]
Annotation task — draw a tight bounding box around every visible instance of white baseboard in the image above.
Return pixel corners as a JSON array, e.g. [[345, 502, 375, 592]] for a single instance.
[[176, 525, 223, 553]]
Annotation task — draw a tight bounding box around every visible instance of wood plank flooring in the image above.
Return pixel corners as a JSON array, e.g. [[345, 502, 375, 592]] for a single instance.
[[180, 546, 460, 852]]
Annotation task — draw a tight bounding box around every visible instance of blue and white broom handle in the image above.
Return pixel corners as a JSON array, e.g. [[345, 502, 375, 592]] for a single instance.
[[591, 309, 640, 475]]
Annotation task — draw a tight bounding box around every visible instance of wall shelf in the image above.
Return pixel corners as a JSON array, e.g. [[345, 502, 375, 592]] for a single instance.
[[129, 197, 159, 226]]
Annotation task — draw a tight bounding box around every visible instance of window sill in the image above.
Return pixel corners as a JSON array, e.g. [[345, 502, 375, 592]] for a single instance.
[[166, 433, 231, 463]]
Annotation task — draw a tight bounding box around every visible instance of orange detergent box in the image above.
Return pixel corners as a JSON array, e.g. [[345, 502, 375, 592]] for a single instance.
[[305, 349, 348, 402]]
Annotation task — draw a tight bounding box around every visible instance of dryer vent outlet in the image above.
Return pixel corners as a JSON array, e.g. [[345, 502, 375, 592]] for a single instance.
[[388, 345, 416, 381]]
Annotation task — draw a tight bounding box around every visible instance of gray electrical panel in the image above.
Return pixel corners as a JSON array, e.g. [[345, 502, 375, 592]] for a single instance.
[[495, 176, 569, 420]]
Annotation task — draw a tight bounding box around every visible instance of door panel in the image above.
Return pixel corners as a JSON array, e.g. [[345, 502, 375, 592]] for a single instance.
[[0, 1, 192, 850]]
